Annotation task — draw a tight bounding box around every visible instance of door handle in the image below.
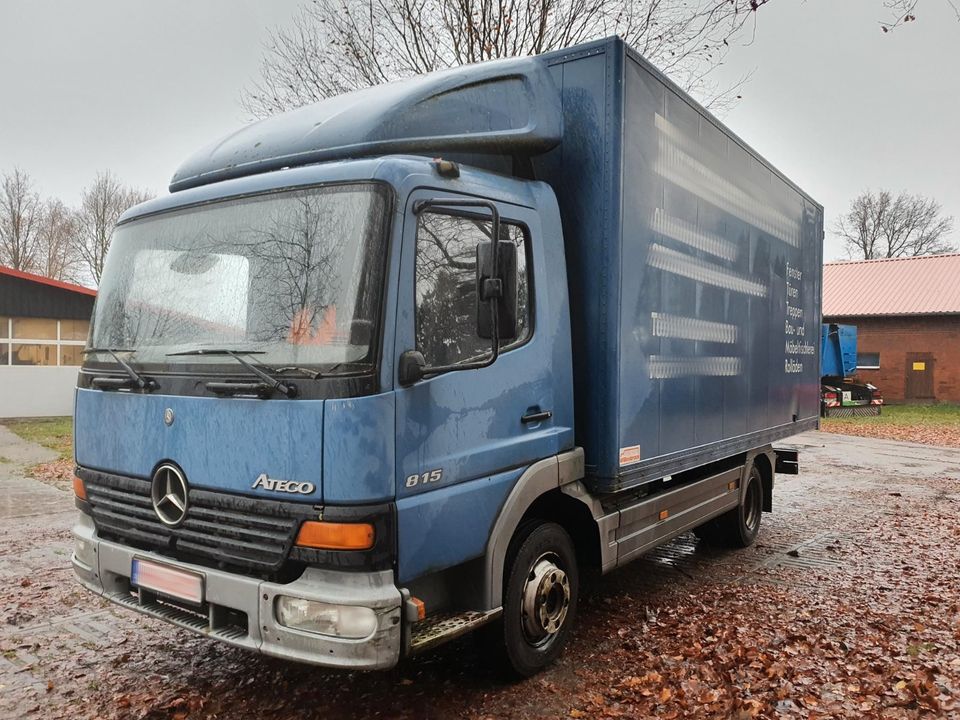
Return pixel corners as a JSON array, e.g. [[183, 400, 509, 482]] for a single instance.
[[521, 410, 552, 424]]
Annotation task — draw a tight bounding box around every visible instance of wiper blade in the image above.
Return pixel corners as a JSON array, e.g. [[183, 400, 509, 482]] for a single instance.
[[167, 347, 267, 356], [166, 348, 297, 398], [83, 347, 157, 392], [274, 362, 374, 379]]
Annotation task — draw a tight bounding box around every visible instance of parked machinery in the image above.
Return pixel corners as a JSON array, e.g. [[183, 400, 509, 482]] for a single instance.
[[820, 323, 882, 417]]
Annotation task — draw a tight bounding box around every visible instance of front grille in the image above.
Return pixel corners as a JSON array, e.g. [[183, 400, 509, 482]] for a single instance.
[[79, 468, 318, 574]]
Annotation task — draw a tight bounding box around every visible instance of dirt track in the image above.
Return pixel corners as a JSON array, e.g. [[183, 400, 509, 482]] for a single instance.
[[2, 430, 959, 719]]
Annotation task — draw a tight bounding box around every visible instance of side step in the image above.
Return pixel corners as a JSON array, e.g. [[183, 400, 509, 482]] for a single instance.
[[408, 609, 501, 655]]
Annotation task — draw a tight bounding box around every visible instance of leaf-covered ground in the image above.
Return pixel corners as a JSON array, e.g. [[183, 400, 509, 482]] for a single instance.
[[1, 417, 74, 491], [821, 404, 960, 448], [2, 431, 960, 719]]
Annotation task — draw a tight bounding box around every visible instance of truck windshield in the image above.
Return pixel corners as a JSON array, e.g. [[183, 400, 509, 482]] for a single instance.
[[88, 183, 390, 373]]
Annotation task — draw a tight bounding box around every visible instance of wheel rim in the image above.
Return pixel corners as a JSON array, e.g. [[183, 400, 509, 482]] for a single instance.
[[520, 552, 570, 647], [744, 471, 762, 533]]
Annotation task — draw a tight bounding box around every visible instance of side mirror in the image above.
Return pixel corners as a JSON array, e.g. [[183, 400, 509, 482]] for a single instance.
[[476, 241, 519, 341], [398, 349, 426, 386]]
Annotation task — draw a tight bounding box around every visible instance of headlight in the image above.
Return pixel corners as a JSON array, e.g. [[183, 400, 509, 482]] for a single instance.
[[274, 596, 378, 639]]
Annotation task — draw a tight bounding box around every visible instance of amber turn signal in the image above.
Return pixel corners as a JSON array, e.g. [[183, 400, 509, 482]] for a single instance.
[[295, 521, 375, 550], [410, 596, 426, 621], [72, 476, 87, 501]]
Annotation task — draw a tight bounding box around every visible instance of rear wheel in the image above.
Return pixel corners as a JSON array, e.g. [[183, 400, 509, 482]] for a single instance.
[[479, 521, 579, 678], [695, 464, 764, 548]]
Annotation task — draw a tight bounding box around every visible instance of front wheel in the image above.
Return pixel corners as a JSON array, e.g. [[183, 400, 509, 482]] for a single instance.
[[479, 521, 579, 678]]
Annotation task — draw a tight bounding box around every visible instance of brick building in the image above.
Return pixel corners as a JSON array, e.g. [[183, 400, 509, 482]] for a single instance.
[[823, 254, 960, 404]]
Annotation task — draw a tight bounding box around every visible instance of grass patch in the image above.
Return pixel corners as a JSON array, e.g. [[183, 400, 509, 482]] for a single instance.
[[1, 417, 73, 460], [821, 404, 960, 429]]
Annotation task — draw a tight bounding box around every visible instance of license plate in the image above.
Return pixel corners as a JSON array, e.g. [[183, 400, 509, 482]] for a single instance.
[[131, 558, 204, 605]]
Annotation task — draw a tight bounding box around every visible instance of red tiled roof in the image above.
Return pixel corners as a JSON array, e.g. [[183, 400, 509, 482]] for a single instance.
[[0, 266, 97, 297], [823, 253, 960, 317]]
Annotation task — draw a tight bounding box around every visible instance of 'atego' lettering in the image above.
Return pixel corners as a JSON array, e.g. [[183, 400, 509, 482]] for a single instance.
[[252, 473, 315, 494]]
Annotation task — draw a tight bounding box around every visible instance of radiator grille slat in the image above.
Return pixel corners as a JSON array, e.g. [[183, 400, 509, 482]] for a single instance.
[[83, 471, 314, 573]]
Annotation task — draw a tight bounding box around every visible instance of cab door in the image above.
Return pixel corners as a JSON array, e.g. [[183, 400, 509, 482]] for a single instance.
[[393, 189, 571, 583]]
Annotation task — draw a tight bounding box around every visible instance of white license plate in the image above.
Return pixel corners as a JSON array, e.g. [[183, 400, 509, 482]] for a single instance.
[[131, 558, 204, 605]]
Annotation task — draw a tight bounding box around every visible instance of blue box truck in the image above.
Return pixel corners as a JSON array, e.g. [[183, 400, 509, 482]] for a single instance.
[[71, 37, 823, 676]]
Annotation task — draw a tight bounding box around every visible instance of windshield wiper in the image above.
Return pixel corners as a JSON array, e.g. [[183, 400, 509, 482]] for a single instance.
[[83, 347, 158, 392], [274, 361, 374, 379], [166, 348, 298, 398]]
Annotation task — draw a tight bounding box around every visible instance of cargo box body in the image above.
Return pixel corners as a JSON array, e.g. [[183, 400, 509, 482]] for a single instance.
[[533, 39, 823, 493]]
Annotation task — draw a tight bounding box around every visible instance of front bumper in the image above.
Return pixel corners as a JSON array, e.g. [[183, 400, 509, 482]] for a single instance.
[[71, 513, 403, 669]]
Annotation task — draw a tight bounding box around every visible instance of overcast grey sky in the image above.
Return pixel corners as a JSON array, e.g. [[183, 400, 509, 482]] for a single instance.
[[0, 0, 301, 203], [1, 0, 957, 261], [712, 1, 960, 259]]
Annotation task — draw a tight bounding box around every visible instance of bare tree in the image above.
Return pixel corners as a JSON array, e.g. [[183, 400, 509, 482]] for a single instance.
[[242, 0, 771, 118], [880, 0, 960, 31], [74, 171, 153, 284], [37, 198, 80, 281], [0, 168, 44, 272], [835, 190, 955, 260]]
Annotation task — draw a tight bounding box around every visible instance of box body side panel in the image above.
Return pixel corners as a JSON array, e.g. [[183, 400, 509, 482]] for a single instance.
[[608, 52, 823, 491]]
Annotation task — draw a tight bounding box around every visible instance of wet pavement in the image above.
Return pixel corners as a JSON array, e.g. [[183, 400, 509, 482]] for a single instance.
[[1, 430, 959, 719]]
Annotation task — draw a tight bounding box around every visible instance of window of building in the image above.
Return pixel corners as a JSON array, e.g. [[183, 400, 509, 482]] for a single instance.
[[0, 317, 90, 367], [12, 317, 57, 340], [12, 344, 57, 366], [60, 318, 91, 342], [60, 345, 85, 366], [415, 212, 531, 368], [856, 352, 880, 370]]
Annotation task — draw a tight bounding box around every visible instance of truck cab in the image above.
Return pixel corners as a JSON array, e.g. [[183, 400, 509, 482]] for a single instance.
[[72, 153, 581, 671]]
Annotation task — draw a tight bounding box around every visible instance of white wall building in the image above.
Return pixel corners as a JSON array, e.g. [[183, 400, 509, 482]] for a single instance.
[[0, 266, 96, 418]]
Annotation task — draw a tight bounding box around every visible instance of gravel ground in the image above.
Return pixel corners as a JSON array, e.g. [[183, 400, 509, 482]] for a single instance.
[[820, 422, 960, 448], [2, 430, 960, 719]]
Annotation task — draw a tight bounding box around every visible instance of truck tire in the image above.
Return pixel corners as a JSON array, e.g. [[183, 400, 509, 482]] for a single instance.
[[719, 464, 764, 548], [479, 521, 579, 678], [694, 464, 763, 548]]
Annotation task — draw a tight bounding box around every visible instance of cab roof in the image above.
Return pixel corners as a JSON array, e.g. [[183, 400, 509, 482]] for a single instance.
[[170, 55, 562, 194]]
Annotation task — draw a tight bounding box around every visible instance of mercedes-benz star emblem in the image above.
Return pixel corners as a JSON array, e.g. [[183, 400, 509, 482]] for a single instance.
[[151, 464, 189, 526]]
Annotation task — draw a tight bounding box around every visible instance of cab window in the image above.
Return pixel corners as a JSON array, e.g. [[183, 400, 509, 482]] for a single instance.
[[415, 212, 531, 367]]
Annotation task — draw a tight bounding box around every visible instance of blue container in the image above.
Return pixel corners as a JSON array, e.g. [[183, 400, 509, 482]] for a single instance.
[[821, 323, 858, 378]]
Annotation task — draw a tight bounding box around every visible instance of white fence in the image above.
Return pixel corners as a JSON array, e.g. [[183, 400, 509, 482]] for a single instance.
[[0, 366, 78, 418]]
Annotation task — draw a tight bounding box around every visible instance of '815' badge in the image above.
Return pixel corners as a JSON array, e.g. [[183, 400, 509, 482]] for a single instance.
[[405, 468, 443, 488]]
